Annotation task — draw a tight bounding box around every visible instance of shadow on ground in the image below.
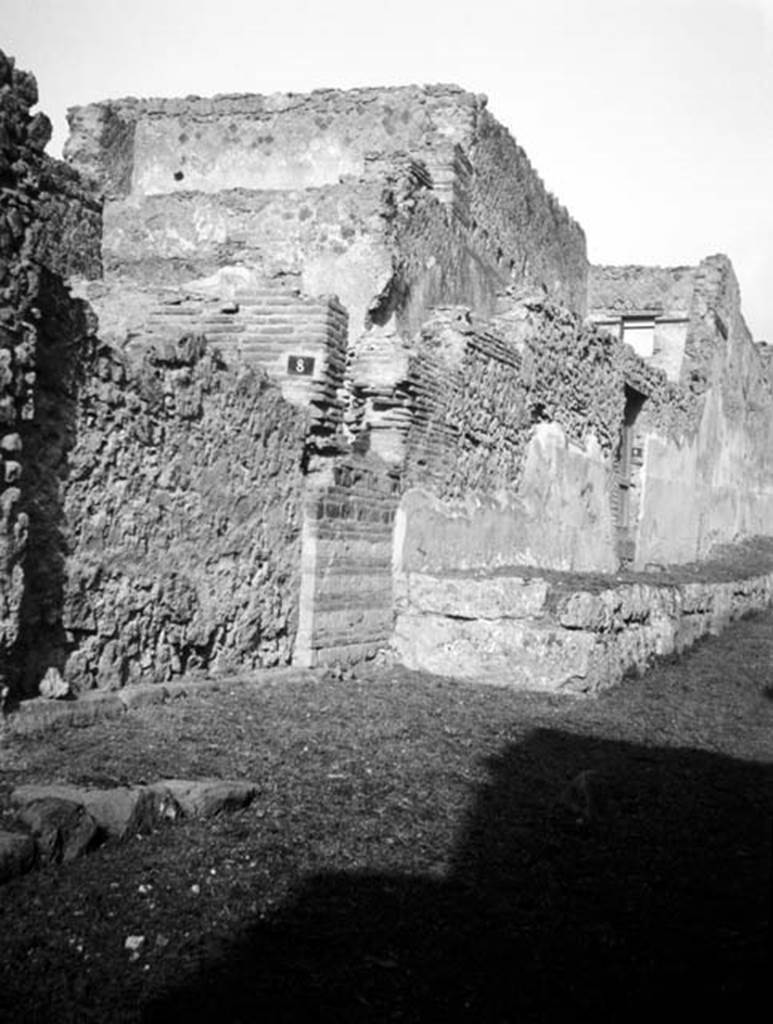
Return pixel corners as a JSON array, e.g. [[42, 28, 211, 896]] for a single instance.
[[144, 727, 771, 1023]]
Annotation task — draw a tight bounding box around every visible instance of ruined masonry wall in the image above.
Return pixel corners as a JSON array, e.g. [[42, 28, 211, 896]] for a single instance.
[[0, 51, 101, 684], [588, 265, 696, 316], [67, 84, 587, 317], [394, 566, 773, 692], [470, 110, 587, 315], [636, 256, 773, 566], [18, 330, 307, 696], [353, 305, 636, 575]]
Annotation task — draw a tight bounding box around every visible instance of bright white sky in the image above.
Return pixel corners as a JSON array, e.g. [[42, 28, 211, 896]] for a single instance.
[[4, 0, 772, 339]]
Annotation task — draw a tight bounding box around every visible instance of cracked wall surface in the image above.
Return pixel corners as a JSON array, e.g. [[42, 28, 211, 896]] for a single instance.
[[66, 84, 588, 326]]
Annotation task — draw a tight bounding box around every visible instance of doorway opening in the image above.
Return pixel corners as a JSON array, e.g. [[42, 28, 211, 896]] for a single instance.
[[614, 385, 646, 565]]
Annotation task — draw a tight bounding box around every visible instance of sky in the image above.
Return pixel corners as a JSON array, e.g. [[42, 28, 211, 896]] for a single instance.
[[3, 0, 772, 339]]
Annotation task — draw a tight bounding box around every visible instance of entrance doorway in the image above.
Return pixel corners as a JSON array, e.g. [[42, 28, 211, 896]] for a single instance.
[[614, 385, 646, 564]]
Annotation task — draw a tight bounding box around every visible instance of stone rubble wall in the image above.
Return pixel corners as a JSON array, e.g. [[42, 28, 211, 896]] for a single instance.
[[352, 302, 686, 576], [76, 269, 398, 675], [588, 264, 697, 317], [0, 50, 101, 686], [16, 328, 307, 697], [393, 565, 773, 692], [469, 108, 587, 315]]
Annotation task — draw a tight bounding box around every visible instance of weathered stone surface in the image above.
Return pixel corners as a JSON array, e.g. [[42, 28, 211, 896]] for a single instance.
[[393, 612, 600, 690], [67, 85, 587, 317], [392, 568, 773, 694], [150, 779, 257, 818], [18, 326, 307, 698], [11, 785, 158, 840], [116, 684, 168, 709], [16, 797, 98, 863], [39, 666, 70, 699], [396, 571, 549, 620], [0, 830, 35, 882]]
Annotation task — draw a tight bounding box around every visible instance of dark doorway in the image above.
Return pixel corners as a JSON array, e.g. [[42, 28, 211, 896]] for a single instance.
[[614, 385, 646, 564]]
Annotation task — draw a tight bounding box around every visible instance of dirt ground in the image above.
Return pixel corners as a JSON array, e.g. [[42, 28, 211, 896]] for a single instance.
[[1, 611, 771, 1022]]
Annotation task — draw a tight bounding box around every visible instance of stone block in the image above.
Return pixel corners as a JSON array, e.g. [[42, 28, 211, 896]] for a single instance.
[[0, 830, 35, 883], [117, 684, 169, 709], [16, 797, 98, 863], [393, 611, 599, 690], [11, 784, 158, 841], [150, 779, 257, 818], [397, 571, 549, 620]]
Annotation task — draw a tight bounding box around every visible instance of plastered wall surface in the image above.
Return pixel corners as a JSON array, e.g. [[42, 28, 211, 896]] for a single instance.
[[67, 84, 588, 319], [399, 427, 616, 575], [633, 256, 773, 567], [370, 304, 624, 577]]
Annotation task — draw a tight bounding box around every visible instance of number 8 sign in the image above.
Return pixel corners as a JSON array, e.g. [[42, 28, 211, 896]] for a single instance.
[[287, 355, 315, 376]]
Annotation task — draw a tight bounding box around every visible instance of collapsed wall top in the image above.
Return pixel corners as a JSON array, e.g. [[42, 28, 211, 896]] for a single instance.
[[64, 84, 588, 317]]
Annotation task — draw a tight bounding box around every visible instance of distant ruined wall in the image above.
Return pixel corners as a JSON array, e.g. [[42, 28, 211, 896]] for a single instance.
[[635, 256, 773, 566], [589, 265, 696, 316], [469, 109, 587, 315]]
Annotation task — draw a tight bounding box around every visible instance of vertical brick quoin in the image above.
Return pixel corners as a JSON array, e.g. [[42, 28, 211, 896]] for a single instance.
[[293, 456, 399, 668]]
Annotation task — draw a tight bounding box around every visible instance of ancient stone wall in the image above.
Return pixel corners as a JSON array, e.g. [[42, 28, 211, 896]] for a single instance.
[[66, 84, 587, 318], [588, 264, 696, 316], [0, 50, 101, 690], [350, 303, 638, 576], [16, 329, 307, 696], [97, 160, 508, 338], [469, 109, 587, 315], [394, 557, 773, 692]]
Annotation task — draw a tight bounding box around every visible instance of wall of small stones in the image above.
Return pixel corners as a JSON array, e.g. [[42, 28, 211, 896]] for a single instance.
[[588, 264, 696, 317], [0, 50, 101, 690], [15, 329, 307, 697], [469, 109, 588, 315]]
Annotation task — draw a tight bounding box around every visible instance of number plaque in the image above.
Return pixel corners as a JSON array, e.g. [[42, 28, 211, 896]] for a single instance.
[[287, 355, 315, 376]]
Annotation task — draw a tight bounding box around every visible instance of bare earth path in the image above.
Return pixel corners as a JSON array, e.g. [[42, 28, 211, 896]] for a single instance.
[[1, 611, 771, 1022]]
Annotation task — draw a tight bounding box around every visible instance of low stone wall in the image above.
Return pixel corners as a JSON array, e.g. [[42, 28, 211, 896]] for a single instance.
[[392, 565, 773, 693]]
